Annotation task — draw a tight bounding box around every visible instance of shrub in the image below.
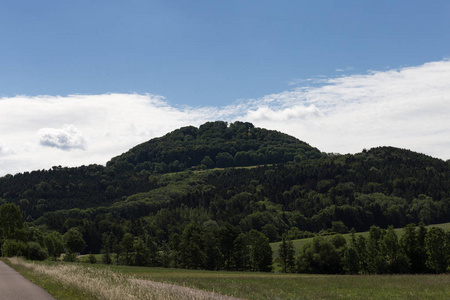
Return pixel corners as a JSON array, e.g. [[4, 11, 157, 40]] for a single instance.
[[26, 242, 48, 261], [1, 239, 27, 257], [63, 251, 78, 262], [88, 253, 97, 264], [102, 252, 112, 264]]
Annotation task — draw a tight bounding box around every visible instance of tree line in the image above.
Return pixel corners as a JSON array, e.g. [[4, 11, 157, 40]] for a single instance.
[[278, 224, 450, 274], [0, 203, 274, 272], [100, 223, 272, 272], [2, 202, 448, 274], [0, 203, 84, 262]]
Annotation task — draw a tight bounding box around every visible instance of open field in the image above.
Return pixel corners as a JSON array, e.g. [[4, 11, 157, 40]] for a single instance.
[[271, 222, 450, 258], [5, 257, 450, 300], [4, 257, 239, 300]]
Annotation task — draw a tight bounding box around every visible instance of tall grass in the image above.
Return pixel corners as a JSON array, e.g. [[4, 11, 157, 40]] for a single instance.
[[6, 258, 239, 300]]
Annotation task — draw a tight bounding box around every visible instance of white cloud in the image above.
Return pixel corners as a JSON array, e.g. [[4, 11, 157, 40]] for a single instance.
[[246, 105, 321, 121], [0, 59, 449, 176], [242, 60, 450, 158], [38, 125, 86, 150]]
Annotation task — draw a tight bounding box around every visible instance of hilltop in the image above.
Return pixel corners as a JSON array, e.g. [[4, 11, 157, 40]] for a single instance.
[[107, 121, 322, 172]]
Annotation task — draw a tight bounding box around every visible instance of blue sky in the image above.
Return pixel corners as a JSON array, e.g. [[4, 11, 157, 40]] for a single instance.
[[1, 1, 450, 175], [2, 1, 449, 105]]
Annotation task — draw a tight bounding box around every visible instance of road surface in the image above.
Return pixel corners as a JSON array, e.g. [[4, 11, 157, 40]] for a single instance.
[[0, 261, 55, 300]]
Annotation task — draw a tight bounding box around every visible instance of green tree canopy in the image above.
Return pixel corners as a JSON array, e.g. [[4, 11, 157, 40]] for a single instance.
[[63, 228, 86, 254], [0, 203, 23, 240]]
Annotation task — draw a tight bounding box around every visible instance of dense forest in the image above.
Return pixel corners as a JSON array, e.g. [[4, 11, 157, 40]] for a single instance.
[[0, 121, 449, 273]]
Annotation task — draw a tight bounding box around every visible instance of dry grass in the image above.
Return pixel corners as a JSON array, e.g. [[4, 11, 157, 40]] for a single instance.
[[6, 257, 240, 300], [131, 279, 241, 299], [83, 264, 450, 300]]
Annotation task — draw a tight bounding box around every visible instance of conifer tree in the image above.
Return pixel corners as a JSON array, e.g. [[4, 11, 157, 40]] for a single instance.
[[278, 236, 295, 273], [425, 227, 448, 273]]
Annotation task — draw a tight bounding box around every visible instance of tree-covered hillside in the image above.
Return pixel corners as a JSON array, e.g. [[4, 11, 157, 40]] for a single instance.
[[107, 121, 322, 172], [0, 121, 449, 273], [0, 121, 322, 218]]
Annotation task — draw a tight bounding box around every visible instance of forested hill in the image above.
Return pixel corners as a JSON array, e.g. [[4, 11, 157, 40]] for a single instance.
[[0, 121, 322, 216], [0, 121, 450, 258], [106, 121, 322, 172]]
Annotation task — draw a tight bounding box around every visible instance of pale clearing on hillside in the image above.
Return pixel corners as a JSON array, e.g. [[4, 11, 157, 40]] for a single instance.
[[7, 258, 241, 300]]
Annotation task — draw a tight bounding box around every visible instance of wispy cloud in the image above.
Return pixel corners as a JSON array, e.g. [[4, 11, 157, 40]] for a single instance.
[[335, 66, 355, 72], [245, 105, 321, 122], [242, 60, 450, 157], [0, 60, 449, 175], [288, 76, 327, 86]]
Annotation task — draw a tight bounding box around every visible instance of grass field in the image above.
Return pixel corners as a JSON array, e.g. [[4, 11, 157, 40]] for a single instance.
[[5, 258, 450, 300], [270, 222, 450, 258]]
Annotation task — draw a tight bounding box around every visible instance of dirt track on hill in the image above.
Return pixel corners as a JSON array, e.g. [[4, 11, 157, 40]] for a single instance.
[[0, 261, 55, 300]]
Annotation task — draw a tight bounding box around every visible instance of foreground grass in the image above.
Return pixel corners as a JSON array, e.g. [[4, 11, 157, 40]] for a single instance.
[[108, 265, 450, 300], [8, 258, 449, 300], [5, 257, 235, 300]]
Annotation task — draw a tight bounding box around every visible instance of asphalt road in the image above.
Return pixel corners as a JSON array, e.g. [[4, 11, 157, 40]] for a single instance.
[[0, 261, 55, 300]]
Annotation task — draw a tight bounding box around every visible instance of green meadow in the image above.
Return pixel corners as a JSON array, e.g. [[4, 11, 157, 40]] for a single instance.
[[103, 265, 450, 300], [5, 258, 450, 300]]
